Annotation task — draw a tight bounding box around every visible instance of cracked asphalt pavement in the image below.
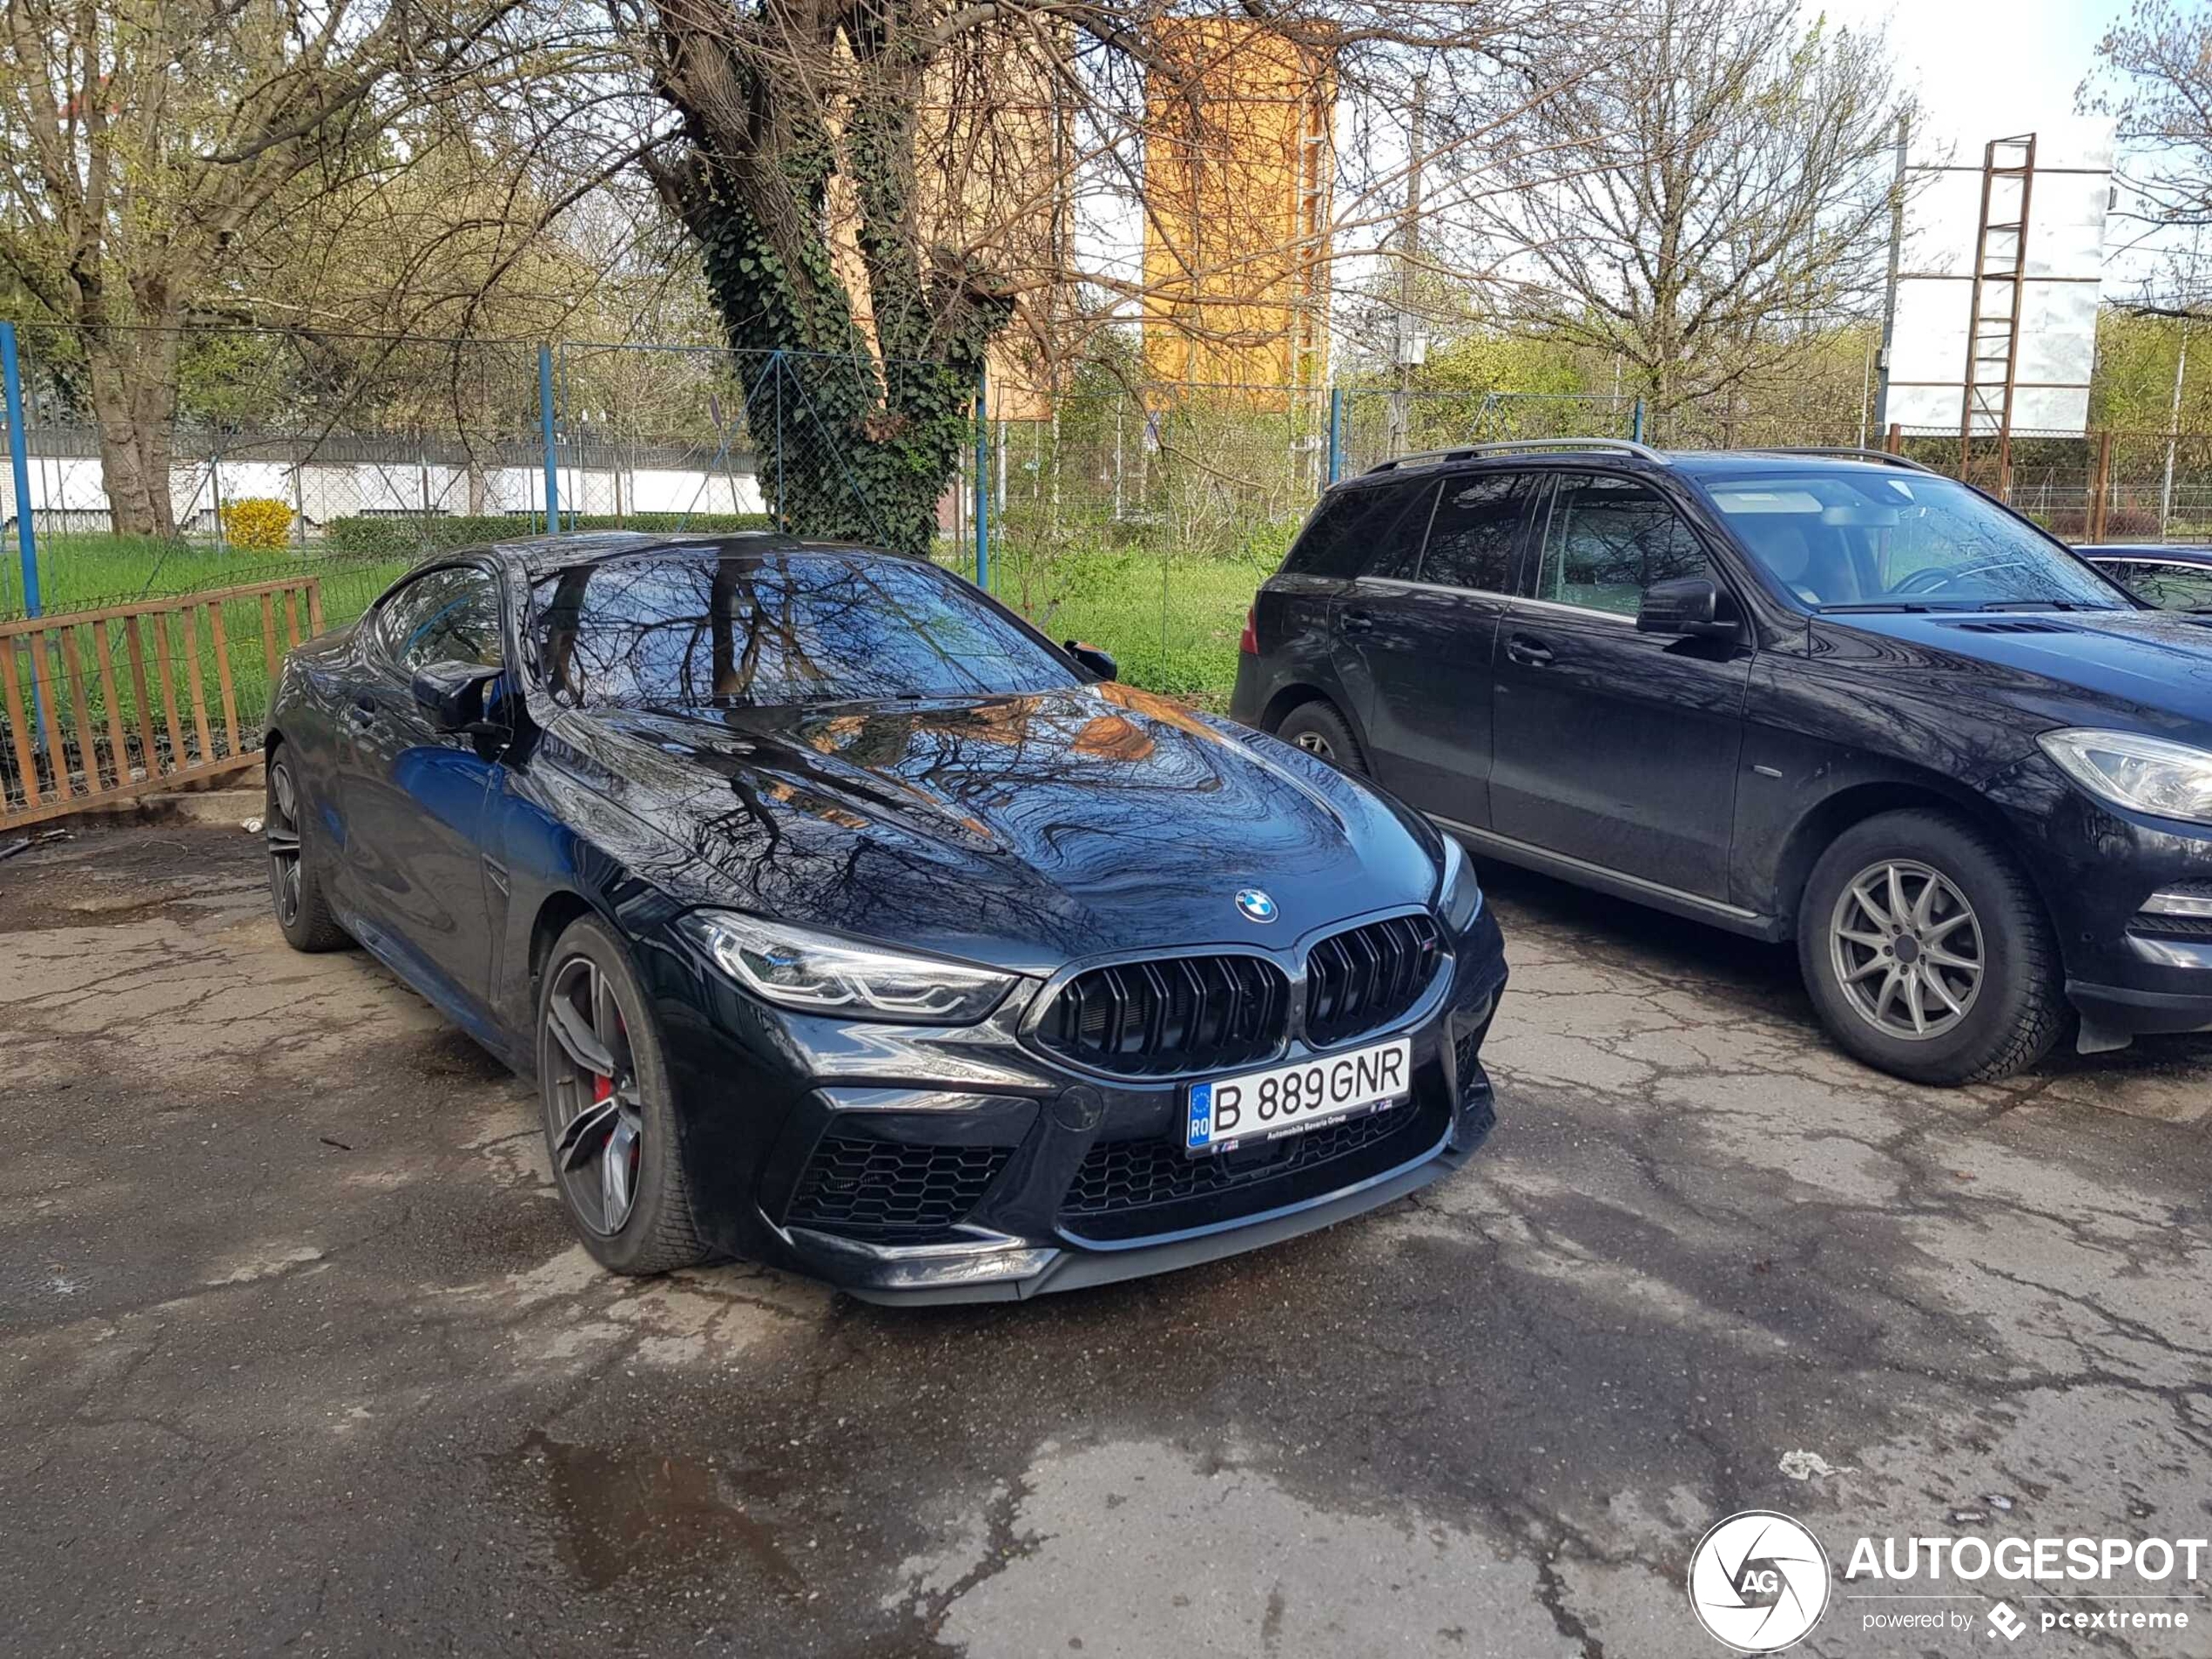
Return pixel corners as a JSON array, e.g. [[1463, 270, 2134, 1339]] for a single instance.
[[4, 816, 2210, 1657]]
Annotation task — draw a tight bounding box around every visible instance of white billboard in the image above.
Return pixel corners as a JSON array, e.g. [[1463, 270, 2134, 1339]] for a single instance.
[[1885, 118, 2112, 435]]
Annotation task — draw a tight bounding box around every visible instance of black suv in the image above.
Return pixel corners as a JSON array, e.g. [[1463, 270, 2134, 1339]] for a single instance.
[[1231, 441, 2212, 1084]]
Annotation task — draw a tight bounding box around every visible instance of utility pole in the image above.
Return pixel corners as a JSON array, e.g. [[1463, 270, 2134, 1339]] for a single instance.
[[1386, 71, 1429, 458], [1874, 113, 1909, 432], [2163, 227, 2205, 536]]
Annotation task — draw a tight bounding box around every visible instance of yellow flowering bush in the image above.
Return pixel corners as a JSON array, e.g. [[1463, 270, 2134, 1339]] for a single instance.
[[220, 496, 294, 550]]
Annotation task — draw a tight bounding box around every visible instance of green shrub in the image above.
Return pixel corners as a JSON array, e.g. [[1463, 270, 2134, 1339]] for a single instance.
[[321, 512, 775, 559]]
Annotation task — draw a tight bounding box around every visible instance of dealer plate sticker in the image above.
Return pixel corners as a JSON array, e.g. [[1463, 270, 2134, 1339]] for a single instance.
[[1186, 1037, 1412, 1153]]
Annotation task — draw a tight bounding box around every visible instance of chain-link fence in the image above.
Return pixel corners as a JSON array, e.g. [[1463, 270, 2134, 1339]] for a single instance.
[[1890, 426, 2212, 543], [10, 320, 2212, 715]]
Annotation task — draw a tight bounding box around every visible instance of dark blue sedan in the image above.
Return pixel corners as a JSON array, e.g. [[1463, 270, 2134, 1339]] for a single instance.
[[260, 533, 1508, 1301]]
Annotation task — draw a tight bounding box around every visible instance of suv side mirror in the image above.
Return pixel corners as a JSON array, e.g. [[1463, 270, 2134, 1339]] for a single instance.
[[411, 660, 505, 732], [1636, 576, 1738, 641], [1064, 640, 1118, 682]]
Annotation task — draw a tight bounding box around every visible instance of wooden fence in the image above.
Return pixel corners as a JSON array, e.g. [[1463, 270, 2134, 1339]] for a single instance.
[[0, 577, 322, 830]]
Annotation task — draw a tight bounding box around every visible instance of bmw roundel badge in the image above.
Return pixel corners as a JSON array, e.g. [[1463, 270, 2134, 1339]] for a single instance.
[[1235, 887, 1278, 924]]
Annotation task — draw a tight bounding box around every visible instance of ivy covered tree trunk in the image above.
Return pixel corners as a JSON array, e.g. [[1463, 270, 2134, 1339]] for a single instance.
[[647, 0, 1015, 559]]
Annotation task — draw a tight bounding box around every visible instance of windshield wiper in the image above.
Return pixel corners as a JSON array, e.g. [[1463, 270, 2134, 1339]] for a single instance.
[[1817, 602, 1950, 614]]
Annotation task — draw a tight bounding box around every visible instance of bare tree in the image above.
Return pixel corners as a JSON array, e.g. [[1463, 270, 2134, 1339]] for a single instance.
[[622, 0, 1614, 554], [0, 0, 561, 534], [1468, 0, 1909, 426], [2090, 1, 2212, 239]]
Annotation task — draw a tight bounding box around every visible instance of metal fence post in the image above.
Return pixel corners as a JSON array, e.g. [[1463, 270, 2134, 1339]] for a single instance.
[[0, 321, 36, 618], [209, 437, 228, 553], [974, 361, 990, 591], [1327, 386, 1344, 485], [291, 437, 308, 550], [538, 344, 560, 534], [1630, 397, 1645, 444]]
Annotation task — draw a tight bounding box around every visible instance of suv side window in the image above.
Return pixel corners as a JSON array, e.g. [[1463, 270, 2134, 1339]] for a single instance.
[[1282, 479, 1436, 580], [1420, 472, 1532, 593], [1533, 473, 1715, 617], [374, 567, 502, 673], [2114, 559, 2212, 610]]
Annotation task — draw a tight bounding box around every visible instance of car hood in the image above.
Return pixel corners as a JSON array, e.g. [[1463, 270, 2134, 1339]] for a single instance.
[[544, 684, 1443, 974], [1821, 609, 2212, 742]]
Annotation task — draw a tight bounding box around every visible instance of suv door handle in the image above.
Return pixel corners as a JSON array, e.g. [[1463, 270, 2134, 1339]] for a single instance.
[[345, 697, 378, 727], [1506, 635, 1554, 667], [1339, 608, 1375, 636]]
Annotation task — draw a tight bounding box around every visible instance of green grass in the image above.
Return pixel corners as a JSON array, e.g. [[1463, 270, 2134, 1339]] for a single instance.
[[985, 555, 1261, 704], [7, 531, 1264, 732]]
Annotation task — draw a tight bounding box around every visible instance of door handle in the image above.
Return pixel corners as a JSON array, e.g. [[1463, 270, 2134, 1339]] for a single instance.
[[345, 698, 378, 727], [1506, 635, 1554, 667], [1339, 609, 1375, 636]]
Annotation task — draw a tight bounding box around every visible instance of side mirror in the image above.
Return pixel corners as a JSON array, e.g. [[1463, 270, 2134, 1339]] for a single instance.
[[411, 660, 505, 733], [1636, 576, 1738, 641], [1064, 640, 1118, 682]]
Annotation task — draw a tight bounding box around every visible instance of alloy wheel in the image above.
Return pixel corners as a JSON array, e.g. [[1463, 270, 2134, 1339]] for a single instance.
[[265, 760, 304, 928], [543, 954, 646, 1235], [1828, 859, 1985, 1042], [1291, 731, 1335, 759]]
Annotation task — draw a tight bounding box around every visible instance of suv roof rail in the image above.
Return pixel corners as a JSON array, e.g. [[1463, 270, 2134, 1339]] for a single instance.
[[1742, 446, 1939, 475], [1362, 436, 1669, 475]]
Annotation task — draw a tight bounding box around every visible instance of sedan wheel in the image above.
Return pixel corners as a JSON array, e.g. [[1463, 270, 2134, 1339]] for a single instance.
[[266, 759, 305, 929], [535, 915, 711, 1274], [1827, 859, 1984, 1041], [263, 747, 349, 952], [543, 954, 647, 1235]]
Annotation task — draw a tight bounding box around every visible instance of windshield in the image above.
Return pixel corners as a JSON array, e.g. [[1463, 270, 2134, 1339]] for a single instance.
[[1697, 471, 2133, 611], [530, 550, 1078, 708]]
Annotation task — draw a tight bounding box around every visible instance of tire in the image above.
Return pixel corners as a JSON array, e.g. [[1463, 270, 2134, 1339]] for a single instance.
[[536, 914, 712, 1275], [264, 745, 350, 953], [1797, 808, 2066, 1085], [1275, 699, 1369, 774]]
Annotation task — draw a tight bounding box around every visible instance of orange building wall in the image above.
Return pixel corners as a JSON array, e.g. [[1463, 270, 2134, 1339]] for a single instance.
[[1141, 20, 1335, 393]]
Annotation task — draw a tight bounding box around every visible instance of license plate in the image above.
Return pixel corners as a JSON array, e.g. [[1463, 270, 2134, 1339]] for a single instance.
[[1185, 1037, 1413, 1155]]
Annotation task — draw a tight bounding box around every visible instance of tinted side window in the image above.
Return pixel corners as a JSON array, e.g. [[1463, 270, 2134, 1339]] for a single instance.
[[1420, 473, 1531, 592], [1282, 481, 1434, 579], [1534, 475, 1715, 617], [375, 567, 502, 672]]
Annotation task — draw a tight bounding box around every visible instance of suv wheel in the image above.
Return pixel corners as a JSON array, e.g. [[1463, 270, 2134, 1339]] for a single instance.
[[1276, 701, 1367, 774], [1797, 809, 2066, 1085]]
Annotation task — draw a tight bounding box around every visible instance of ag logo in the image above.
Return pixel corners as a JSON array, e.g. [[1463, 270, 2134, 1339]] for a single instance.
[[1686, 1510, 1831, 1652]]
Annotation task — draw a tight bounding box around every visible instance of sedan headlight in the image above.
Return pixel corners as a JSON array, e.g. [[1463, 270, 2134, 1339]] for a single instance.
[[681, 912, 1015, 1024], [1434, 833, 1484, 932], [2037, 729, 2212, 826]]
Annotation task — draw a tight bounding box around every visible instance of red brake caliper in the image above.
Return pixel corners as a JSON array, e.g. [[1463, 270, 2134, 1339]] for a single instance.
[[597, 1014, 624, 1105]]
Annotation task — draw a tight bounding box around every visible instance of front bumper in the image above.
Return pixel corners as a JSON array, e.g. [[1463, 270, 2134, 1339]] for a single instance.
[[651, 907, 1508, 1303], [1991, 765, 2212, 1044]]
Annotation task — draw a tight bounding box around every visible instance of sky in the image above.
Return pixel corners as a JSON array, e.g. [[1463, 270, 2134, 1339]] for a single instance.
[[1820, 0, 2121, 164]]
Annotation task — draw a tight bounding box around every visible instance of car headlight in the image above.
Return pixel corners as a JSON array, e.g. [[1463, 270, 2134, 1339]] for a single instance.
[[680, 912, 1015, 1024], [2037, 729, 2212, 826], [1434, 833, 1484, 932]]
